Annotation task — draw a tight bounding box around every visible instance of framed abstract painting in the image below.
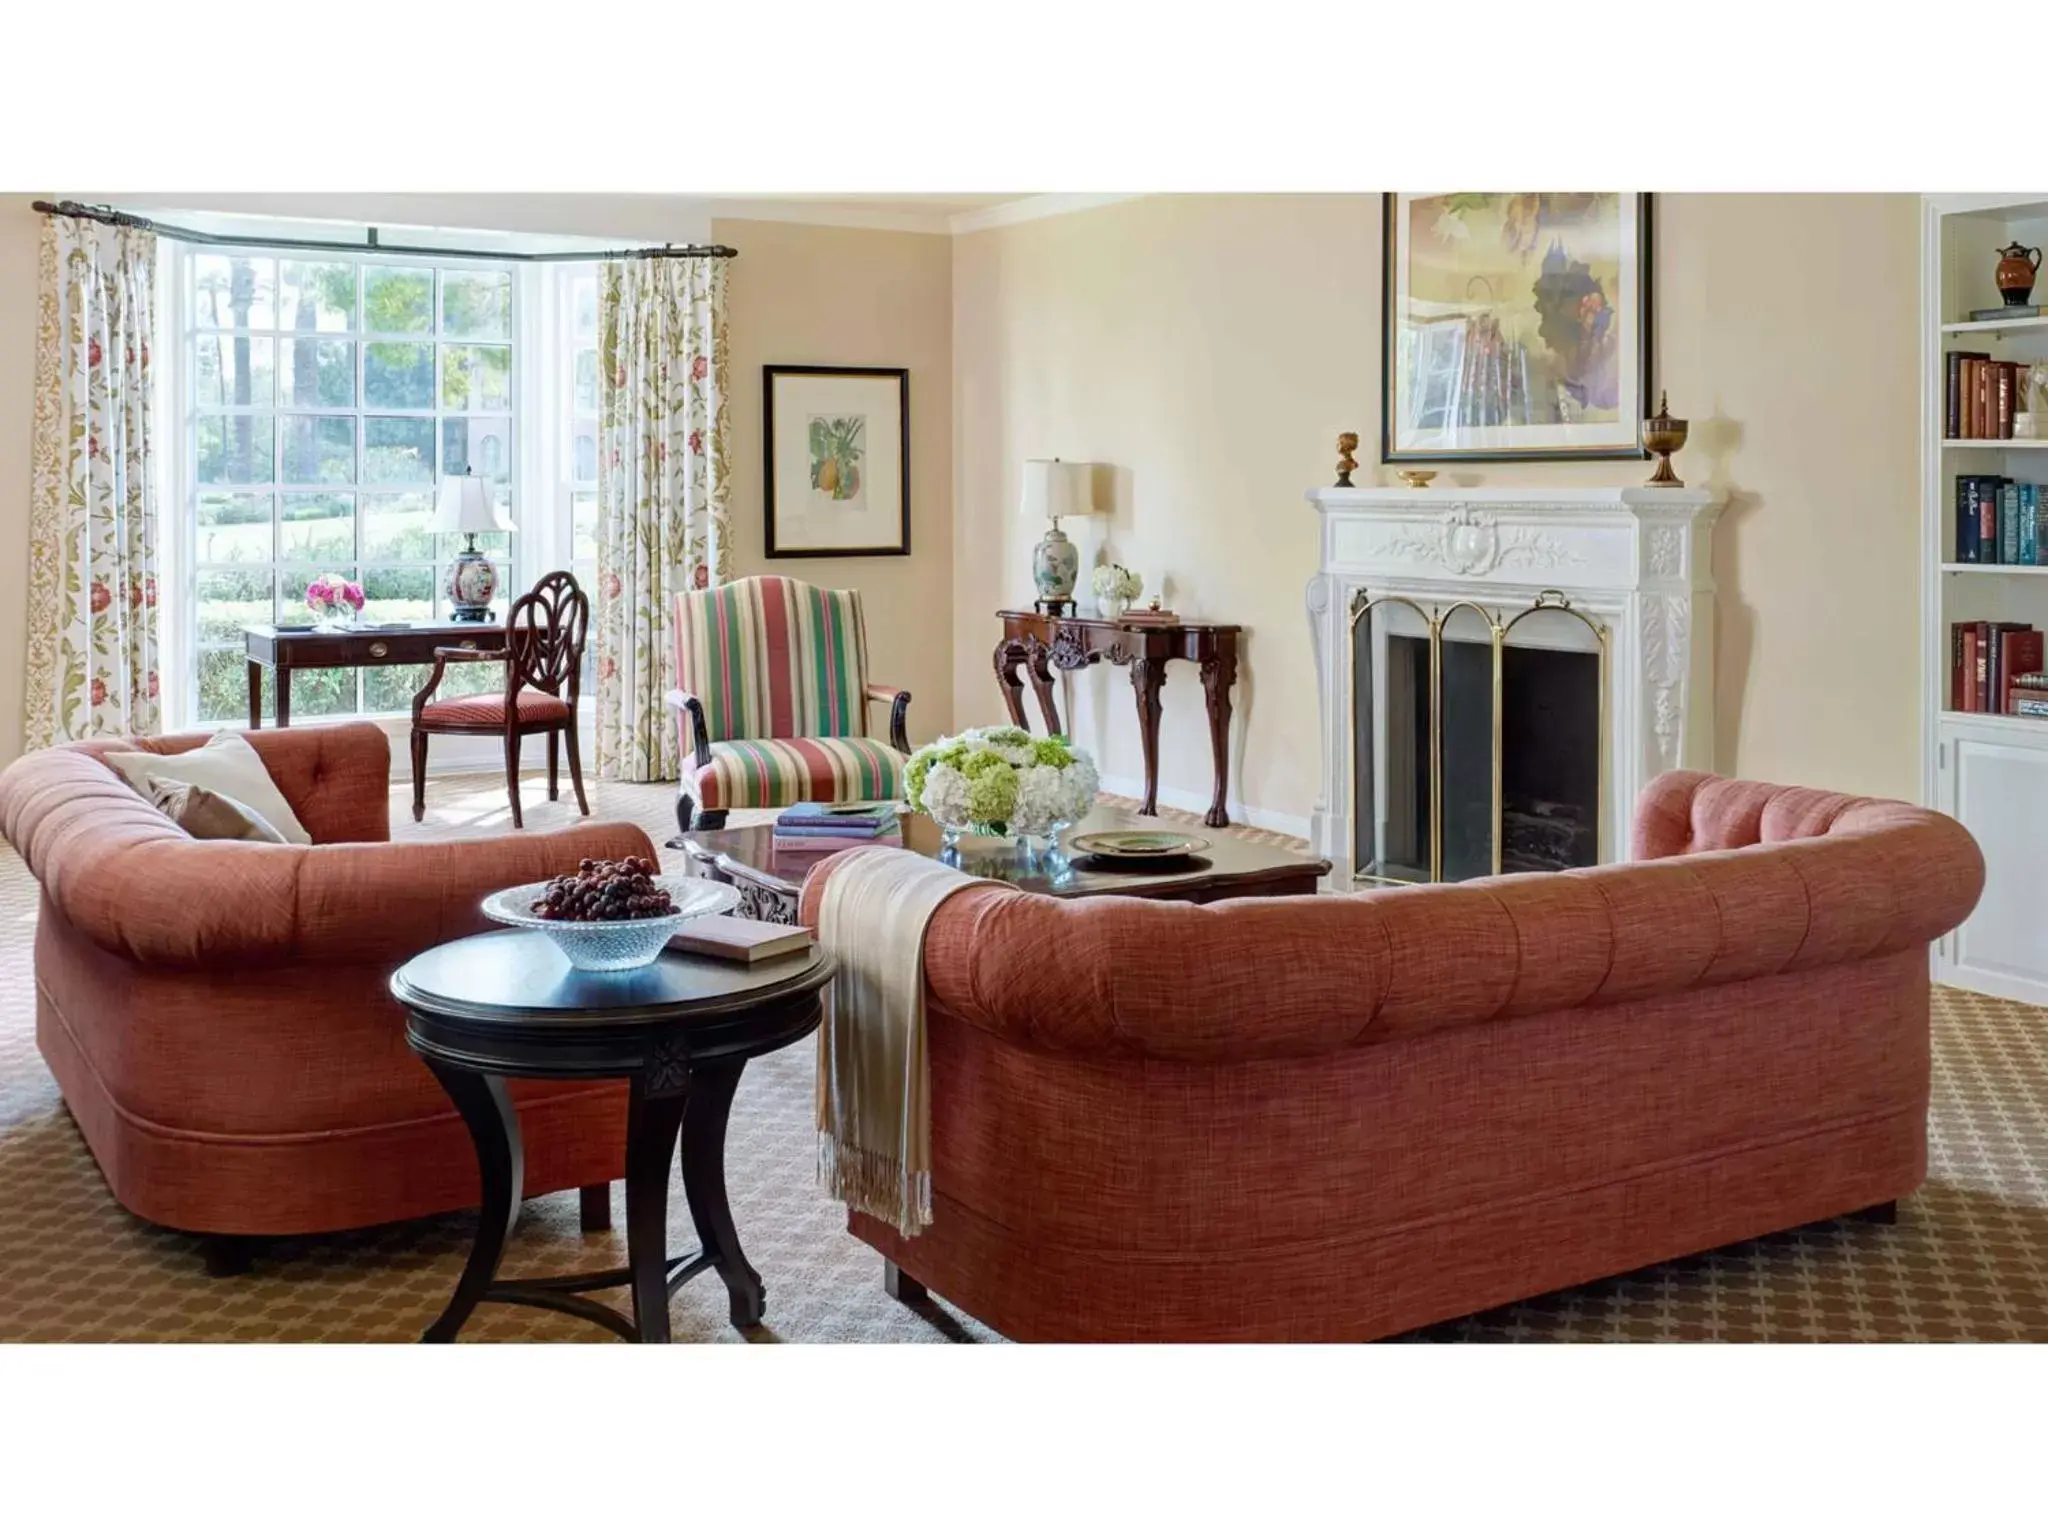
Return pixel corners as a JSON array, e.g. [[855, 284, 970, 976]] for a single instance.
[[1382, 193, 1652, 463], [763, 364, 911, 557]]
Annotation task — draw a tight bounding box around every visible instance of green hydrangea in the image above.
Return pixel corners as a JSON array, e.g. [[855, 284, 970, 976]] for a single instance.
[[1030, 736, 1076, 768], [963, 760, 1018, 826]]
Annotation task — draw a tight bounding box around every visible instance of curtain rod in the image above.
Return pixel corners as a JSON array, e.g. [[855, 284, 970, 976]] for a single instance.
[[32, 200, 737, 263]]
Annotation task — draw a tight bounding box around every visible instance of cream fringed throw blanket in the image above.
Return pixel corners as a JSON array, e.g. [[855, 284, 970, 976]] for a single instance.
[[815, 848, 997, 1238]]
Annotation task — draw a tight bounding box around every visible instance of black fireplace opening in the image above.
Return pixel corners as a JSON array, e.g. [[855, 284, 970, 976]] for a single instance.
[[1357, 630, 1600, 882], [1497, 643, 1600, 873]]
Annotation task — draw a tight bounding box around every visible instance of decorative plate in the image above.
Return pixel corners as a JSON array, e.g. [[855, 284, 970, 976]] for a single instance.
[[481, 874, 739, 972], [1067, 829, 1211, 863]]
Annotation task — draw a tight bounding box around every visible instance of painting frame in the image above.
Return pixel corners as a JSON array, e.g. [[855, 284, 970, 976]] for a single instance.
[[1381, 193, 1653, 464], [763, 364, 911, 558]]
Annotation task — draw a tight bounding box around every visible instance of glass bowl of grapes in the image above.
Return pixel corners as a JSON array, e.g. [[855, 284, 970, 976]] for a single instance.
[[480, 857, 740, 972]]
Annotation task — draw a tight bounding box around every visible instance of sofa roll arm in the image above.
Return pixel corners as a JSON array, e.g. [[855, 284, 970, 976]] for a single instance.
[[863, 683, 912, 753], [666, 688, 713, 768], [289, 821, 660, 965]]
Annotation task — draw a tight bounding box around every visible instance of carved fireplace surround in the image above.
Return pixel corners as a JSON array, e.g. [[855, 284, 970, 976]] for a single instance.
[[1304, 485, 1721, 888]]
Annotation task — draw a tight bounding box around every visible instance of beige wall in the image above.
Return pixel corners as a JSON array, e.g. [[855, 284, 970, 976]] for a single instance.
[[0, 198, 952, 764], [713, 217, 954, 739], [952, 193, 1923, 828], [0, 191, 1921, 811]]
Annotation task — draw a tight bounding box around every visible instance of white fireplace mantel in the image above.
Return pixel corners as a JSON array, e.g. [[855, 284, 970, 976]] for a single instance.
[[1303, 484, 1722, 884]]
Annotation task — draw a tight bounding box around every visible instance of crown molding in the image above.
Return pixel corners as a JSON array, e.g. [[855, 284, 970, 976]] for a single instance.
[[947, 193, 1147, 234], [707, 198, 961, 235]]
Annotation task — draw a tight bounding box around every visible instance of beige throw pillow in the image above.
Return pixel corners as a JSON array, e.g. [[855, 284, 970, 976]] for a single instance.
[[103, 731, 312, 845], [145, 776, 288, 843]]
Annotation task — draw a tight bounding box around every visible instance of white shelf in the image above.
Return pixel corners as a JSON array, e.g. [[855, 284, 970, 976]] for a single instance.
[[1941, 563, 2048, 574], [1942, 316, 2048, 335], [1939, 708, 2048, 732], [1941, 439, 2048, 449]]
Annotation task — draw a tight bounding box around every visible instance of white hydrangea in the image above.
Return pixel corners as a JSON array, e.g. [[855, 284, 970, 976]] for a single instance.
[[904, 724, 1098, 836], [918, 760, 974, 828]]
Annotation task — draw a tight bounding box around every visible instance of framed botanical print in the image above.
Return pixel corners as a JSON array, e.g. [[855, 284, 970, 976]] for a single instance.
[[763, 364, 911, 557], [1382, 193, 1652, 463]]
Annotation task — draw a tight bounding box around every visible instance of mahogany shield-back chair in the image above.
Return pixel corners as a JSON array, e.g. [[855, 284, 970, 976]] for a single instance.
[[411, 570, 590, 830], [667, 574, 911, 837]]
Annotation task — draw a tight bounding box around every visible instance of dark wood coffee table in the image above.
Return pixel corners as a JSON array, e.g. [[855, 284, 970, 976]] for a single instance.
[[680, 806, 1329, 924], [392, 929, 835, 1344]]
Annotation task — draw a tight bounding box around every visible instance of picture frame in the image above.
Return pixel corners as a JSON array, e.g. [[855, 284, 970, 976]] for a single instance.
[[763, 364, 911, 557], [1382, 193, 1652, 464]]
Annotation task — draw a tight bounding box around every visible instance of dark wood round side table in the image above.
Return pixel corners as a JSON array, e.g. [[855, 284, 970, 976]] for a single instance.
[[391, 929, 835, 1344]]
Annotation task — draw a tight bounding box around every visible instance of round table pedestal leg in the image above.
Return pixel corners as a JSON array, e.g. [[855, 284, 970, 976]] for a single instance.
[[624, 1076, 690, 1344], [423, 1066, 523, 1343], [680, 1060, 765, 1328]]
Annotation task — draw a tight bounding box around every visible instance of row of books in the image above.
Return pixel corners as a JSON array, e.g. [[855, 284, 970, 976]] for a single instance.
[[1945, 353, 2029, 440], [1953, 476, 2046, 564], [771, 799, 903, 852], [1950, 621, 2046, 714]]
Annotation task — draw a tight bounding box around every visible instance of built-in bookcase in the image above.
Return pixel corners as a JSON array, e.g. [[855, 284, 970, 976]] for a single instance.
[[1923, 194, 2048, 1002]]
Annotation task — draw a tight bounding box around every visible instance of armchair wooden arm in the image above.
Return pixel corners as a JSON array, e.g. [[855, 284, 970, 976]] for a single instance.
[[666, 688, 713, 768], [864, 682, 912, 754], [410, 645, 512, 724]]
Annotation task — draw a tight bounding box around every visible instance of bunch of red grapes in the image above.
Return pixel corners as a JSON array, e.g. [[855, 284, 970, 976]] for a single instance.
[[532, 856, 677, 922]]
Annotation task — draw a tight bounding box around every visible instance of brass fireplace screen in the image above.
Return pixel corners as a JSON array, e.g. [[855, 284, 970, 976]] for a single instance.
[[1349, 589, 1608, 885]]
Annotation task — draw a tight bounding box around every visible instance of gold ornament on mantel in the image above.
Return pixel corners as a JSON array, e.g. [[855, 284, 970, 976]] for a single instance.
[[1396, 469, 1437, 490], [1642, 391, 1688, 487], [1334, 432, 1358, 488]]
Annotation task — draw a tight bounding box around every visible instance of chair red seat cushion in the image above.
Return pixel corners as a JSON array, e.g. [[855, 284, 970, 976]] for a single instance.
[[419, 689, 573, 728]]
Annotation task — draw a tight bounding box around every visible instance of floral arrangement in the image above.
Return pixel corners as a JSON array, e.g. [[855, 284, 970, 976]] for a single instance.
[[1091, 562, 1142, 612], [904, 725, 1099, 838], [306, 573, 365, 623]]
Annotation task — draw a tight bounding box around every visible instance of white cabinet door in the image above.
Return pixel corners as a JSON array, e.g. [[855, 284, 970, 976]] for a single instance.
[[1945, 731, 2048, 1004]]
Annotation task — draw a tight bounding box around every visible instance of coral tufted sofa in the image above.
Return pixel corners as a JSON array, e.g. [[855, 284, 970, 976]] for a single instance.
[[805, 771, 1985, 1342], [0, 723, 653, 1263]]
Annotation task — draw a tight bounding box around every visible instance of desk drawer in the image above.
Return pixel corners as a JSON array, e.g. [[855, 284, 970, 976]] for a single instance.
[[266, 633, 494, 668]]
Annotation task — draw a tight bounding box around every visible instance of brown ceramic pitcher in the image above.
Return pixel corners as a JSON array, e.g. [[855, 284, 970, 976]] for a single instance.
[[1997, 241, 2041, 306]]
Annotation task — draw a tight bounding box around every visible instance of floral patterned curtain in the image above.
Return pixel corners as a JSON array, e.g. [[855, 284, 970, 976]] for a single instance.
[[23, 215, 160, 750], [593, 255, 731, 782]]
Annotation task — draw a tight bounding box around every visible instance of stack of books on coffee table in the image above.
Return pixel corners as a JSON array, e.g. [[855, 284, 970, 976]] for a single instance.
[[770, 801, 903, 852]]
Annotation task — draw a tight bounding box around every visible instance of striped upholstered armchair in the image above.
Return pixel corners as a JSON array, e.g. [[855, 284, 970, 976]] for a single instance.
[[666, 575, 911, 835]]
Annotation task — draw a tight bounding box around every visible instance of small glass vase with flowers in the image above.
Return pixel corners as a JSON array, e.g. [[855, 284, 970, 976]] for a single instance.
[[306, 573, 366, 631]]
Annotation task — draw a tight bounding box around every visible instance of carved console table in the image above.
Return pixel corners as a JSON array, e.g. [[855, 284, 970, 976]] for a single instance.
[[992, 610, 1242, 827]]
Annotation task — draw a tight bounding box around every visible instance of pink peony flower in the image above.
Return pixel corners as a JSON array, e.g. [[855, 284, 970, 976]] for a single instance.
[[89, 678, 106, 707], [690, 355, 707, 381], [88, 338, 102, 368], [89, 580, 111, 613], [693, 563, 709, 590], [342, 582, 365, 610], [306, 580, 332, 605], [687, 429, 703, 455]]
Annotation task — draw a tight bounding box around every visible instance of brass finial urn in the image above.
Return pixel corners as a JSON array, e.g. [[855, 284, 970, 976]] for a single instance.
[[1642, 391, 1688, 487]]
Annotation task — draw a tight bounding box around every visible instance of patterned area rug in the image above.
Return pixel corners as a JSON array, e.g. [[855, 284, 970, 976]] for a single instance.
[[0, 773, 2043, 1342]]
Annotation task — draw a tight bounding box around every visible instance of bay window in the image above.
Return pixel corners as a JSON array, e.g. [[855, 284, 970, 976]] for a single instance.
[[173, 240, 595, 728]]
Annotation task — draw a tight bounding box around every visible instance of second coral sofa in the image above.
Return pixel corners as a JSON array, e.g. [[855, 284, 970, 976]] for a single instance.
[[809, 771, 1985, 1342]]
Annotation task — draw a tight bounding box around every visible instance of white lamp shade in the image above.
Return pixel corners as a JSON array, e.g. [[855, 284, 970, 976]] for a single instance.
[[1021, 459, 1094, 525], [432, 475, 515, 535]]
